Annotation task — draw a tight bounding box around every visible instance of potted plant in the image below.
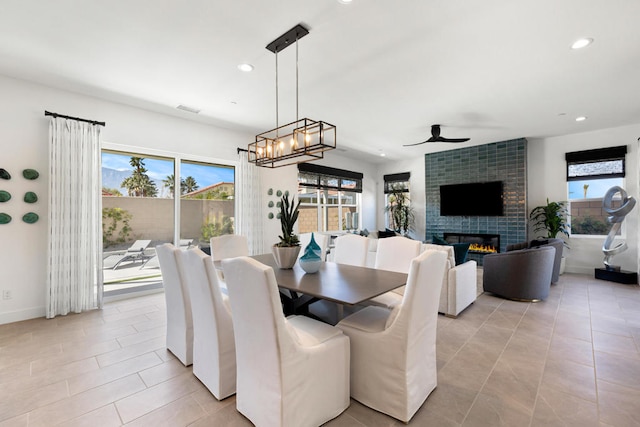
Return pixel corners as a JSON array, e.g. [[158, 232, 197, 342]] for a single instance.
[[384, 187, 415, 236], [272, 193, 301, 268], [530, 198, 570, 273]]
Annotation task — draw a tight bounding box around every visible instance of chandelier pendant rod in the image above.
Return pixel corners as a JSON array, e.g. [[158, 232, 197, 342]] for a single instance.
[[296, 37, 299, 122]]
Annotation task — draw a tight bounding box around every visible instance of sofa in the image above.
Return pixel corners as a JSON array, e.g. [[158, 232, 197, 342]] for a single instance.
[[506, 238, 564, 283], [483, 245, 556, 301]]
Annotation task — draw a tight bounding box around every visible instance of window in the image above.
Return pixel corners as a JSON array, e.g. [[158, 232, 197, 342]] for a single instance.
[[297, 163, 363, 232], [384, 172, 411, 232], [566, 146, 626, 236], [101, 148, 235, 296]]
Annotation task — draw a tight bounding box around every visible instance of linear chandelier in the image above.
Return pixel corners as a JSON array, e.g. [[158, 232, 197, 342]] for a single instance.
[[248, 24, 336, 168]]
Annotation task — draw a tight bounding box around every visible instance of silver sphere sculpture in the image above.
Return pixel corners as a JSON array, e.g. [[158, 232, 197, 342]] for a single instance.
[[602, 186, 636, 271]]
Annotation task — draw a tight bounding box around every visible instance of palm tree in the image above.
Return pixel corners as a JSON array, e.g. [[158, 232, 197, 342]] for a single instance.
[[183, 176, 199, 194], [121, 157, 158, 197], [162, 174, 187, 197]]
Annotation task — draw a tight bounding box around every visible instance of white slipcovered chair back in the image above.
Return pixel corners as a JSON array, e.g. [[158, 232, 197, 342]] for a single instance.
[[223, 256, 350, 427], [177, 247, 236, 400], [333, 234, 369, 266], [210, 234, 249, 261], [336, 249, 447, 422], [375, 236, 422, 273], [298, 232, 329, 261], [155, 243, 193, 366]]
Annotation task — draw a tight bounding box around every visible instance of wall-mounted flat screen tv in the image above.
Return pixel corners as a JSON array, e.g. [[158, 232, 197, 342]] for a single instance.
[[440, 181, 504, 216]]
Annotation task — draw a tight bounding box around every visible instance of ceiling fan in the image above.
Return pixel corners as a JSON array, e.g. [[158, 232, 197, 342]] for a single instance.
[[403, 124, 470, 146]]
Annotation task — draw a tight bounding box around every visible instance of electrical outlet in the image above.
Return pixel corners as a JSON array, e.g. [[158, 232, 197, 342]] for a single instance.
[[2, 290, 11, 300]]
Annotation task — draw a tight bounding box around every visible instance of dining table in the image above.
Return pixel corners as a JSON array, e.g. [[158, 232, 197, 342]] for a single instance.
[[246, 253, 408, 318]]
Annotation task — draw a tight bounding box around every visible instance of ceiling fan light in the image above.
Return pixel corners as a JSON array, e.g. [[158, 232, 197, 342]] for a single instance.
[[237, 63, 254, 72], [575, 116, 587, 122]]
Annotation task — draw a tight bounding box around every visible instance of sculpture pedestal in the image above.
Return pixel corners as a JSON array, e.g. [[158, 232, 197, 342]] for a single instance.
[[595, 268, 638, 285]]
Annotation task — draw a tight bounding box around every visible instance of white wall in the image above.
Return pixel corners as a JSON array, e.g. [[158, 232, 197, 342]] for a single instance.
[[528, 125, 640, 274]]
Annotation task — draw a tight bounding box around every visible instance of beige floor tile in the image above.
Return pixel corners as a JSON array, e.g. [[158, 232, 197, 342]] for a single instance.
[[189, 388, 235, 415], [0, 413, 28, 427], [419, 382, 478, 424], [541, 357, 597, 402], [547, 334, 594, 367], [594, 351, 640, 390], [597, 379, 640, 427], [342, 399, 396, 427], [124, 395, 206, 427], [531, 384, 599, 427], [138, 358, 189, 387], [64, 404, 122, 427], [463, 392, 532, 426], [593, 330, 640, 359], [96, 335, 165, 367], [481, 354, 542, 414], [0, 379, 68, 422], [186, 401, 253, 427], [68, 351, 162, 395], [28, 374, 146, 427], [31, 339, 121, 373], [116, 325, 165, 348], [114, 372, 201, 423]]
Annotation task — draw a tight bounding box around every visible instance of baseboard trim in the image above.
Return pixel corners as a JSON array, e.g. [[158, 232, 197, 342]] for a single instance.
[[0, 306, 46, 325]]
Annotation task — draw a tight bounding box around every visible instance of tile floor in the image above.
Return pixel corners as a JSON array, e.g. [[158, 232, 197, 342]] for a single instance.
[[1, 273, 639, 426]]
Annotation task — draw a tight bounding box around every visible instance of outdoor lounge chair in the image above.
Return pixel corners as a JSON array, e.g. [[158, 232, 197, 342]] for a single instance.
[[112, 239, 152, 269]]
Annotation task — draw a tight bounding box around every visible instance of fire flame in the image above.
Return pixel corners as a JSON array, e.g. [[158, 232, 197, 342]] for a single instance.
[[469, 243, 497, 253]]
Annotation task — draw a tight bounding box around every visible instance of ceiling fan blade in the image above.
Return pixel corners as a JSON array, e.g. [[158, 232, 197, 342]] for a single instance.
[[402, 140, 430, 147], [438, 137, 470, 143]]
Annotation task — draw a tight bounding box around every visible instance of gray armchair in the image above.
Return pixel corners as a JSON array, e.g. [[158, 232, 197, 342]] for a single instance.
[[483, 246, 556, 301], [507, 238, 564, 283]]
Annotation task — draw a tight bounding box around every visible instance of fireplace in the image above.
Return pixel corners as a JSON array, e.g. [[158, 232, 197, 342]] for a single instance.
[[444, 233, 500, 265]]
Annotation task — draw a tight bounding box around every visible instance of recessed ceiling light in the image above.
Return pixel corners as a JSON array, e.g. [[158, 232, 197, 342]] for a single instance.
[[237, 63, 254, 72], [571, 38, 593, 49], [575, 116, 587, 122], [379, 153, 386, 157], [338, 0, 353, 4]]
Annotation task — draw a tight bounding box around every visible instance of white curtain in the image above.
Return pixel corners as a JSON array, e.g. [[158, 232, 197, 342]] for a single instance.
[[47, 117, 103, 318], [236, 150, 264, 255]]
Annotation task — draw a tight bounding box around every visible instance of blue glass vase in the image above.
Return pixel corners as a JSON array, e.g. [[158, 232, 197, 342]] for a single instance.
[[299, 233, 323, 273]]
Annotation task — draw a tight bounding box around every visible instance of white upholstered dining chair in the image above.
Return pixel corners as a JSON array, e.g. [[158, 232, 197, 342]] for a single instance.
[[368, 236, 422, 308], [222, 256, 351, 427], [332, 233, 369, 267], [336, 249, 447, 423], [209, 234, 249, 261], [155, 243, 193, 366], [177, 247, 236, 400]]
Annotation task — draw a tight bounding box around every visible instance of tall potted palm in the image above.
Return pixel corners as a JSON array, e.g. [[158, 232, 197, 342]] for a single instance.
[[530, 198, 570, 273], [384, 188, 415, 236], [529, 198, 570, 240], [272, 194, 301, 268]]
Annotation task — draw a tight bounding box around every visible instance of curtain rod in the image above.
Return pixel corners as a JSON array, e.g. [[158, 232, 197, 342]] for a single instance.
[[237, 147, 248, 154], [44, 110, 106, 127]]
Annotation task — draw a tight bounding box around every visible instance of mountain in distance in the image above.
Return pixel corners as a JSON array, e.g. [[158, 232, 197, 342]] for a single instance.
[[101, 167, 167, 197]]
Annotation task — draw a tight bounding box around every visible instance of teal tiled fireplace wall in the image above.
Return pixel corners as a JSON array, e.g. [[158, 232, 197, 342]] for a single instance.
[[425, 138, 527, 262]]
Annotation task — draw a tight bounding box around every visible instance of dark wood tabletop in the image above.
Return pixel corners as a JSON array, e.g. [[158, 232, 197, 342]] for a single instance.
[[248, 253, 408, 306]]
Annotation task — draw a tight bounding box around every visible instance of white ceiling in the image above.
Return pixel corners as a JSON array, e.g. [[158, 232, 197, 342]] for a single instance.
[[1, 0, 639, 163]]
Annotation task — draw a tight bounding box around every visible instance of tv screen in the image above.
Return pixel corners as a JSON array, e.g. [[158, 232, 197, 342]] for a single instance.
[[440, 181, 504, 216]]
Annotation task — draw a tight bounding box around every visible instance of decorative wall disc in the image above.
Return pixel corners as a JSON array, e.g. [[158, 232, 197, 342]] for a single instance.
[[0, 190, 11, 202], [24, 192, 38, 203], [22, 212, 39, 223], [0, 169, 10, 180], [276, 190, 282, 197], [268, 188, 273, 195], [0, 213, 10, 224], [268, 212, 274, 219], [268, 201, 274, 208], [22, 169, 39, 180]]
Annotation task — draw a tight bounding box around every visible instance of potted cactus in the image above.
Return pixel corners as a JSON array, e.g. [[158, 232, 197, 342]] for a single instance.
[[272, 193, 301, 268]]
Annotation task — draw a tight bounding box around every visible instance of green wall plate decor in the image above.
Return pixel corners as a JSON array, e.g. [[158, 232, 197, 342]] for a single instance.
[[268, 201, 274, 208], [0, 213, 10, 224], [24, 192, 38, 203], [22, 212, 39, 224], [276, 190, 282, 197], [268, 212, 274, 219], [22, 169, 39, 180], [0, 190, 11, 202], [0, 168, 10, 180], [268, 188, 273, 195]]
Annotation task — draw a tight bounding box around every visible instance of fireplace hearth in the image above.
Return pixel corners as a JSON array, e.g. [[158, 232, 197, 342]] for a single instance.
[[444, 233, 500, 265]]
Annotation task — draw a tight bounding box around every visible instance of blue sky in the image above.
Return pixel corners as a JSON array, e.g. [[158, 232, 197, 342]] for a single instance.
[[102, 152, 234, 193]]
